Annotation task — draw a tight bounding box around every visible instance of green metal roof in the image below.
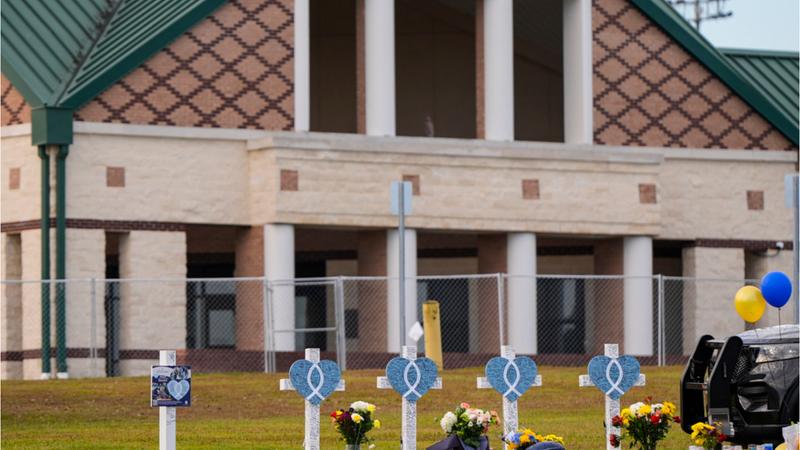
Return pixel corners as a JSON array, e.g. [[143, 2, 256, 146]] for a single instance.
[[632, 0, 799, 146], [720, 48, 799, 128], [1, 0, 225, 110]]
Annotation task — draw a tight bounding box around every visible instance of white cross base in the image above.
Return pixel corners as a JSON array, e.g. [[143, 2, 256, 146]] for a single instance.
[[476, 346, 542, 450], [579, 344, 646, 450], [280, 348, 345, 450], [377, 346, 442, 450]]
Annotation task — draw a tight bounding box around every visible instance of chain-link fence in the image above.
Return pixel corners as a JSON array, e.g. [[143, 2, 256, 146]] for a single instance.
[[1, 274, 795, 379]]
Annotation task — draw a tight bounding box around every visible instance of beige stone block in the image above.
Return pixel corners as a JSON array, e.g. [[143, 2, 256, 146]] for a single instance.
[[2, 233, 23, 355], [119, 231, 187, 352], [20, 229, 45, 378], [682, 247, 745, 355], [2, 361, 22, 379], [0, 135, 41, 222], [119, 359, 158, 377]]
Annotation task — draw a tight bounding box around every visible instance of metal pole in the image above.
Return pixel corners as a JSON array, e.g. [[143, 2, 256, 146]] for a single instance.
[[399, 183, 406, 348], [334, 277, 347, 371], [793, 176, 799, 324], [90, 278, 97, 376], [261, 277, 273, 373], [497, 273, 506, 348], [657, 274, 664, 366]]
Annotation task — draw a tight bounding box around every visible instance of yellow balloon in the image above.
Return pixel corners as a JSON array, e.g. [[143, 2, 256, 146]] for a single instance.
[[775, 443, 785, 450], [734, 285, 767, 323]]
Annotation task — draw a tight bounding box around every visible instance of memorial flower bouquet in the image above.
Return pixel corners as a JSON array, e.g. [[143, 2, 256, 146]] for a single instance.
[[689, 422, 727, 449], [502, 427, 565, 449], [609, 397, 680, 450], [438, 403, 499, 448], [330, 401, 380, 447]]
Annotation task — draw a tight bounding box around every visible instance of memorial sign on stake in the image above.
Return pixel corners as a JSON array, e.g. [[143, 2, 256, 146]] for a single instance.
[[579, 344, 646, 450], [377, 345, 442, 450], [151, 350, 191, 450], [477, 346, 541, 450], [280, 348, 345, 450]]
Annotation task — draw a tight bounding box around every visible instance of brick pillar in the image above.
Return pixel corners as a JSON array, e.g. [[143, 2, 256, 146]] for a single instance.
[[682, 247, 745, 355], [234, 226, 264, 351], [118, 231, 186, 376], [592, 239, 624, 354], [64, 229, 106, 378], [357, 230, 387, 352], [20, 229, 45, 379], [477, 234, 505, 353], [1, 233, 23, 379]]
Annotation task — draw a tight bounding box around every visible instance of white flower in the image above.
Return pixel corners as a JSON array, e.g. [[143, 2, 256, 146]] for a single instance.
[[652, 403, 663, 411], [629, 402, 644, 416], [440, 412, 457, 433], [350, 401, 371, 412]]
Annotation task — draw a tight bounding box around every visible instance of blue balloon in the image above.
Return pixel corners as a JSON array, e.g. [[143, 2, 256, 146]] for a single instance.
[[760, 271, 792, 308]]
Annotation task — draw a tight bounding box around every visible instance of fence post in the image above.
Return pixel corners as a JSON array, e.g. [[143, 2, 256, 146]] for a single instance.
[[496, 273, 506, 348], [262, 278, 273, 373], [334, 277, 347, 371], [90, 278, 97, 376], [657, 274, 665, 366]]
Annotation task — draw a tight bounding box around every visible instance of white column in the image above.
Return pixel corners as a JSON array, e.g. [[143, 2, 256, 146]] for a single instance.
[[507, 232, 536, 354], [483, 0, 514, 141], [563, 0, 593, 144], [623, 236, 653, 356], [294, 0, 310, 131], [264, 224, 295, 351], [387, 229, 417, 352], [365, 0, 395, 136]]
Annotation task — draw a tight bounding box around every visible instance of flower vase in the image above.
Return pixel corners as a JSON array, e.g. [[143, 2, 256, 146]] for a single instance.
[[345, 445, 361, 450]]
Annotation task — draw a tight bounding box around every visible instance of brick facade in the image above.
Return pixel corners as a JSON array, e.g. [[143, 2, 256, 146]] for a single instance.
[[74, 0, 294, 130], [593, 0, 794, 150], [0, 1, 295, 130], [1, 75, 30, 126]]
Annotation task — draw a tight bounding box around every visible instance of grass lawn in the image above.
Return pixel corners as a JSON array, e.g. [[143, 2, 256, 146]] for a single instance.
[[2, 366, 691, 449]]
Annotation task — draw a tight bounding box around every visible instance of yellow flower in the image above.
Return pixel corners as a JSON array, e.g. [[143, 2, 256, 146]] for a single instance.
[[520, 434, 531, 444], [374, 419, 381, 429], [639, 404, 651, 416], [622, 417, 630, 426], [620, 408, 632, 419], [367, 404, 376, 413], [662, 402, 676, 415], [352, 413, 363, 424]]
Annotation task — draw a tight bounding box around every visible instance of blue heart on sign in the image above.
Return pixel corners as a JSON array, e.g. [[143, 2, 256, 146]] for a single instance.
[[485, 355, 538, 401], [385, 356, 438, 402], [289, 359, 341, 405], [167, 379, 190, 401], [587, 355, 640, 400]]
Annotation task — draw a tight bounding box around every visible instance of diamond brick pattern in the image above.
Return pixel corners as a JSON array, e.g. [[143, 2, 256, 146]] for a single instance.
[[73, 0, 294, 130], [1, 75, 31, 126], [593, 0, 794, 150]]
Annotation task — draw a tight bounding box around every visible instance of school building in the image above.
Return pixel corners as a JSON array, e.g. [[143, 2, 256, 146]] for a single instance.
[[1, 0, 798, 379]]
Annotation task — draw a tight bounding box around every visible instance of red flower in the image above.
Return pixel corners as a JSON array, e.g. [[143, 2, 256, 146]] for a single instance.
[[717, 433, 727, 443], [650, 414, 661, 425], [609, 434, 620, 448], [673, 416, 681, 424], [611, 415, 624, 427]]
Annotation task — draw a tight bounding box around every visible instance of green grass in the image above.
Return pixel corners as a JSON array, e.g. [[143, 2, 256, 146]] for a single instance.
[[2, 366, 691, 449]]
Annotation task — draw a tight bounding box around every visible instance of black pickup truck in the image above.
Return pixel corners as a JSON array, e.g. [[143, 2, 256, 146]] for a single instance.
[[680, 324, 799, 445]]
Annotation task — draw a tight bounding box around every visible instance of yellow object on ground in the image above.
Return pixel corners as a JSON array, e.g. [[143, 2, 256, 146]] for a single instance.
[[423, 300, 443, 370]]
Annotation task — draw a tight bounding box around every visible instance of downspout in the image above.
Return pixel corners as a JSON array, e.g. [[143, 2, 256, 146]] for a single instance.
[[55, 144, 69, 378], [37, 145, 51, 379]]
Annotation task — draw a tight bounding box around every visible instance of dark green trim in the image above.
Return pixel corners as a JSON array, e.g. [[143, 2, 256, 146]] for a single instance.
[[31, 107, 73, 146], [0, 56, 45, 108], [60, 0, 226, 109], [718, 48, 799, 59], [55, 145, 69, 374], [631, 0, 799, 146], [38, 146, 51, 376]]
